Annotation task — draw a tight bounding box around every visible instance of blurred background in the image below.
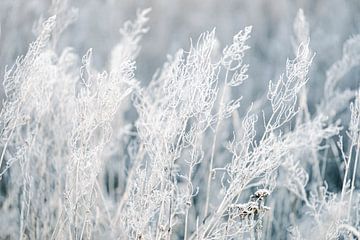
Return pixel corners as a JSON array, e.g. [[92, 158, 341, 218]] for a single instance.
[[0, 0, 359, 108]]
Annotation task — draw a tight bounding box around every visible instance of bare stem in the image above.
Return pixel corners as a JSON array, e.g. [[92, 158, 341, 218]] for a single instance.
[[204, 70, 229, 218]]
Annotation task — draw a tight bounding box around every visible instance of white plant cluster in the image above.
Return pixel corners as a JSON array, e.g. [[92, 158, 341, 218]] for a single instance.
[[0, 3, 359, 240]]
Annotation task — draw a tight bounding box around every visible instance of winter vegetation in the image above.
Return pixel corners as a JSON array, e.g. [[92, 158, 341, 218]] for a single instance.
[[0, 0, 359, 239]]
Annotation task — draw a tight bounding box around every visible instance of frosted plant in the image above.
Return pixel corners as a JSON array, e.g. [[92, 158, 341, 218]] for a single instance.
[[0, 17, 60, 239], [63, 23, 142, 239], [266, 40, 314, 134], [0, 3, 359, 240], [292, 9, 311, 124], [346, 90, 360, 220], [191, 25, 314, 240], [263, 10, 360, 240], [203, 27, 252, 229], [48, 0, 78, 49], [126, 29, 219, 239], [321, 35, 360, 118], [110, 8, 151, 71], [100, 8, 151, 211], [0, 16, 56, 178], [0, 11, 81, 238]]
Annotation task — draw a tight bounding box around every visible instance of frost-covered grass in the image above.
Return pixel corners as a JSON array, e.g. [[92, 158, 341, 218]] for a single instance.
[[0, 1, 359, 239]]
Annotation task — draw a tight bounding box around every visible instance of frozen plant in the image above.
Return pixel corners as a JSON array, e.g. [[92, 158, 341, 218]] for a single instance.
[[0, 3, 358, 240]]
